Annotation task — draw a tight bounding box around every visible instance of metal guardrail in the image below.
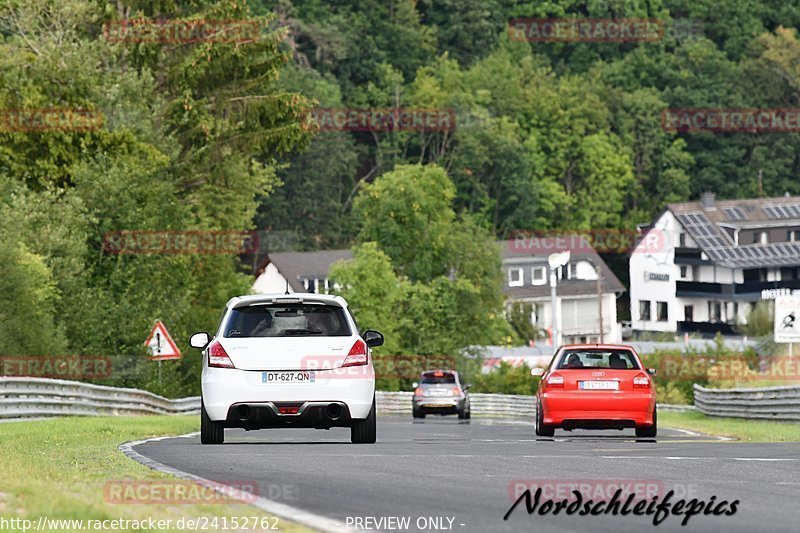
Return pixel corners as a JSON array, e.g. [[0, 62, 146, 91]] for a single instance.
[[0, 377, 694, 420], [0, 377, 200, 418], [694, 384, 800, 421], [378, 391, 694, 417], [377, 391, 536, 417]]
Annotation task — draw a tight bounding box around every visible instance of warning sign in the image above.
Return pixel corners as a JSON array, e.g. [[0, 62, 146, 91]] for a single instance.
[[144, 320, 182, 360], [774, 296, 800, 343]]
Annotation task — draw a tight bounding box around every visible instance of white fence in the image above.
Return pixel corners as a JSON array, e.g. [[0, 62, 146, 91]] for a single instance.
[[694, 384, 800, 421]]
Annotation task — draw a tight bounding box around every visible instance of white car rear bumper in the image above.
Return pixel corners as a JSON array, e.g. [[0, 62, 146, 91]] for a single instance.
[[202, 366, 375, 422]]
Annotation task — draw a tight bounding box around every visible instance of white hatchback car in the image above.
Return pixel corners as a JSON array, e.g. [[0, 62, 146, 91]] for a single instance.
[[189, 293, 383, 444]]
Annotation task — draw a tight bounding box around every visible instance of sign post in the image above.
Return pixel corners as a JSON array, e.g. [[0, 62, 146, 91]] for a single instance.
[[774, 296, 800, 359]]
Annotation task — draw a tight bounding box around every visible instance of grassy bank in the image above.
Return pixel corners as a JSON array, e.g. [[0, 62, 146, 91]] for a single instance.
[[0, 416, 312, 533], [662, 410, 800, 442]]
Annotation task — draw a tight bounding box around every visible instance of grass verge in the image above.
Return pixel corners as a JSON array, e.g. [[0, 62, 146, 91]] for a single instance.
[[661, 410, 800, 442], [0, 416, 313, 533]]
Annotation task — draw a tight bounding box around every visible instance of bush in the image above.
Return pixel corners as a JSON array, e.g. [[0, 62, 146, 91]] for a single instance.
[[469, 362, 540, 395]]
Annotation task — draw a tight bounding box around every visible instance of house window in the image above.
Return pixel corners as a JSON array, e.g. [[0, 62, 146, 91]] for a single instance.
[[680, 266, 688, 279], [532, 303, 544, 325], [531, 266, 547, 286], [679, 232, 686, 247], [657, 302, 668, 321], [781, 267, 798, 281], [639, 301, 651, 321], [754, 231, 768, 244], [508, 268, 523, 287], [708, 301, 722, 322], [684, 305, 694, 322], [301, 278, 329, 294], [788, 230, 800, 242], [743, 268, 768, 282]]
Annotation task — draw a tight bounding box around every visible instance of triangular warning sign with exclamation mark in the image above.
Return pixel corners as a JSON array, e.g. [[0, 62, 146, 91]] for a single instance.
[[144, 320, 182, 360]]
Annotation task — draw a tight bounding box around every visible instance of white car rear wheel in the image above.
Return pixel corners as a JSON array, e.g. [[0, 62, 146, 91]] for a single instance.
[[351, 395, 376, 444]]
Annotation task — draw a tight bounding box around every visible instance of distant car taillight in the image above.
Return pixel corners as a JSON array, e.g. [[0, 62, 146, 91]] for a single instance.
[[450, 387, 461, 396], [207, 341, 235, 369], [546, 374, 564, 388], [414, 387, 424, 396], [341, 339, 368, 367], [633, 374, 650, 388]]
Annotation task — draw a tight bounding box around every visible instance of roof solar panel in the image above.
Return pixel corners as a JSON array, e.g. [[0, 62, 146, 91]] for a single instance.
[[676, 209, 800, 267], [723, 207, 746, 221], [764, 204, 800, 219]]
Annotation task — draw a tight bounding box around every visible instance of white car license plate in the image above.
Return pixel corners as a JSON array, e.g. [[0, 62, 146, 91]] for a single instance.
[[262, 371, 315, 384], [579, 380, 618, 390], [430, 389, 448, 396]]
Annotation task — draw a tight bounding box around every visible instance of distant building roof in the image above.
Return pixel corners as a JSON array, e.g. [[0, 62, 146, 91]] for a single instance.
[[499, 241, 625, 298], [260, 249, 352, 292], [255, 239, 625, 298], [666, 194, 800, 268]]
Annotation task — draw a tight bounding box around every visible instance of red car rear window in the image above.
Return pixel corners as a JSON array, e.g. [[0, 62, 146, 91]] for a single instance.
[[556, 350, 641, 370]]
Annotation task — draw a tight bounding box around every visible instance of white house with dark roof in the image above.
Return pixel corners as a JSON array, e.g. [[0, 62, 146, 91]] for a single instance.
[[253, 241, 625, 344], [630, 193, 800, 335]]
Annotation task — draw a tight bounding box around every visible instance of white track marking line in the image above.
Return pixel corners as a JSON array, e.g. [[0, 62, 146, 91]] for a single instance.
[[120, 433, 350, 533]]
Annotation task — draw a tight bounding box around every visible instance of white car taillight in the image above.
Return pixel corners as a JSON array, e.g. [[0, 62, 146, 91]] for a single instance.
[[341, 339, 368, 367], [207, 340, 235, 368], [633, 374, 650, 388], [546, 374, 564, 388]]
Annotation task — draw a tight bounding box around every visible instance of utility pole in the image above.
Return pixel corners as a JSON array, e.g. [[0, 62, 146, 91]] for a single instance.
[[548, 251, 570, 352], [596, 264, 604, 344], [550, 266, 559, 351]]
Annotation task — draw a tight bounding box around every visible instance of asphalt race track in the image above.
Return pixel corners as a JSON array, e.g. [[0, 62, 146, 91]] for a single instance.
[[133, 416, 800, 533]]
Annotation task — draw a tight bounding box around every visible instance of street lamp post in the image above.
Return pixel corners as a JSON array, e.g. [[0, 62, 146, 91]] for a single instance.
[[548, 251, 571, 353]]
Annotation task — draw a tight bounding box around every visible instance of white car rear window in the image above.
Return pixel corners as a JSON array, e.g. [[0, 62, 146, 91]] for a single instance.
[[224, 304, 352, 337]]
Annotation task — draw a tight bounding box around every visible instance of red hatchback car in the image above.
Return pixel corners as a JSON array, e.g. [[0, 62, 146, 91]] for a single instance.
[[533, 344, 657, 438]]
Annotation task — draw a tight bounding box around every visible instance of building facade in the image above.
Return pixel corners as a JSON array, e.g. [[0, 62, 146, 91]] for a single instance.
[[253, 241, 625, 344], [630, 193, 800, 335]]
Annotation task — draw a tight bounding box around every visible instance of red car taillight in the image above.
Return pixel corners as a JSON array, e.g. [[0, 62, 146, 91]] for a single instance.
[[341, 339, 368, 367], [207, 340, 235, 368], [546, 373, 564, 388], [450, 387, 461, 396], [633, 374, 650, 388], [414, 387, 424, 396]]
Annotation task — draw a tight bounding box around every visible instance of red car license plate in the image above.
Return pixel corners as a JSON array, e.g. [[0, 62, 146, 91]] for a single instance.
[[579, 380, 618, 390]]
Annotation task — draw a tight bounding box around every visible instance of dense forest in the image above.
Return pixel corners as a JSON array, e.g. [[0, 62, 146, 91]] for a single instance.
[[257, 0, 800, 249], [1, 0, 799, 395]]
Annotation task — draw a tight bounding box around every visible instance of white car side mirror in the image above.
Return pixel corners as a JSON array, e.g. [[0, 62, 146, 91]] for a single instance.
[[189, 332, 210, 349]]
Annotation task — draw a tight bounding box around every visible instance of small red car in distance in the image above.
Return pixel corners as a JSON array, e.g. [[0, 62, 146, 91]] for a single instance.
[[533, 344, 657, 438]]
